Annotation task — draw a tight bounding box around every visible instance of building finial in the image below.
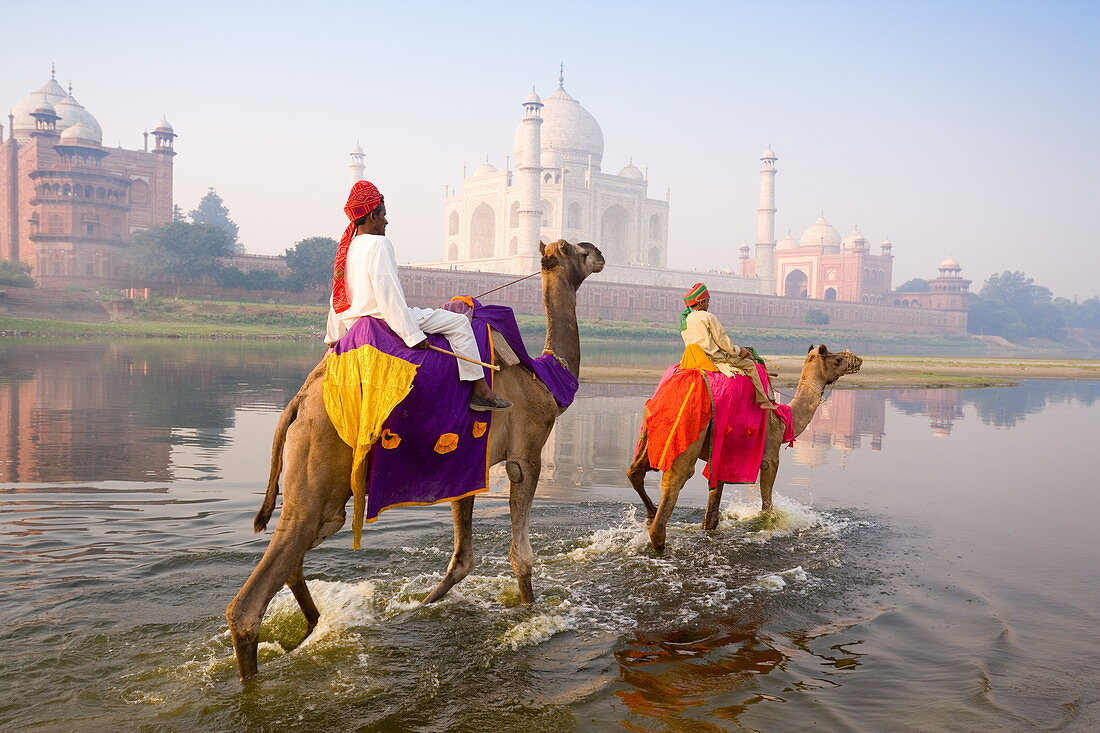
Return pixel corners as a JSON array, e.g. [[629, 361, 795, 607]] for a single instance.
[[558, 62, 565, 89], [51, 63, 56, 79]]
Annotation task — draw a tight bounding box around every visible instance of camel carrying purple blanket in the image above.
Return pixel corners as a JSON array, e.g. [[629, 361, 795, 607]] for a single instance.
[[326, 298, 577, 528]]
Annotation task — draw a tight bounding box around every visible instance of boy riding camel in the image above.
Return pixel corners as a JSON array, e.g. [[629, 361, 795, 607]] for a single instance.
[[680, 282, 777, 410], [325, 180, 511, 411]]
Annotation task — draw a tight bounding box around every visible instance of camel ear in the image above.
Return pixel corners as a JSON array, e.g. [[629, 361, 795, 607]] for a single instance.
[[817, 345, 828, 355], [808, 344, 815, 353], [538, 241, 546, 256]]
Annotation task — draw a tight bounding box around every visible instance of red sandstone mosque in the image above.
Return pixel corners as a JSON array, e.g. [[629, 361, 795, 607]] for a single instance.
[[0, 68, 176, 287]]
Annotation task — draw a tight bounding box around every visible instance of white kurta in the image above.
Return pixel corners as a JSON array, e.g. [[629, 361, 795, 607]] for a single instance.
[[324, 233, 483, 381]]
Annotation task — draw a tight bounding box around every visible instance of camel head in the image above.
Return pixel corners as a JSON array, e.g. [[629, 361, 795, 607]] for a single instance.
[[539, 239, 605, 289], [803, 344, 863, 386]]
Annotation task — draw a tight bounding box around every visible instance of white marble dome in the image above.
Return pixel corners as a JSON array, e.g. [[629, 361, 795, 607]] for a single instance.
[[618, 163, 644, 180], [940, 256, 960, 269], [776, 234, 799, 250], [473, 160, 498, 176], [54, 94, 103, 140], [154, 118, 174, 134], [799, 216, 842, 249], [59, 121, 102, 147], [514, 86, 604, 170], [11, 76, 67, 133]]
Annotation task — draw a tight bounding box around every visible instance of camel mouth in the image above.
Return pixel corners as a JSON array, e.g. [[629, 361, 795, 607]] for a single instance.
[[841, 350, 862, 374]]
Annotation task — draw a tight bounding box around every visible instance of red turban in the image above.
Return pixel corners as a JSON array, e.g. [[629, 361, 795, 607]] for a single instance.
[[332, 180, 384, 314]]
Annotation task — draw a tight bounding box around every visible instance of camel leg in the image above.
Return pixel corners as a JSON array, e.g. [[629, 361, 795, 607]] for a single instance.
[[703, 482, 724, 530], [226, 518, 320, 680], [759, 453, 780, 512], [286, 560, 320, 635], [506, 458, 541, 605], [627, 428, 657, 522], [423, 495, 476, 604]]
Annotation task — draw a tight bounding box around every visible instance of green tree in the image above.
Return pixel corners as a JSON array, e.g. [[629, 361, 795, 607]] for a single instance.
[[804, 308, 830, 325], [968, 271, 1065, 340], [0, 259, 35, 287], [284, 236, 337, 290], [132, 221, 235, 284], [895, 278, 930, 292], [189, 188, 241, 253]]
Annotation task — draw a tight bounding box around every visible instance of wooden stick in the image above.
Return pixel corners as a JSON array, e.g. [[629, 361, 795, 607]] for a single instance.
[[427, 344, 500, 371]]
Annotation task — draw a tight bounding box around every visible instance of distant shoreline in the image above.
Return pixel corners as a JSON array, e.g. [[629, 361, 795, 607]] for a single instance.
[[582, 357, 1100, 389]]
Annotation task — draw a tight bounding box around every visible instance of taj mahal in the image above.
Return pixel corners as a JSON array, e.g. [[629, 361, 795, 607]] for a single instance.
[[352, 70, 964, 308]]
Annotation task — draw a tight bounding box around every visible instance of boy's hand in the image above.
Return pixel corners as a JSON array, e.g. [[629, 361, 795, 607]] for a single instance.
[[412, 339, 429, 350]]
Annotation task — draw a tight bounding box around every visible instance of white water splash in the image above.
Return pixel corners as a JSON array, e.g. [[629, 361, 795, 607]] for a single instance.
[[564, 505, 651, 561], [717, 493, 856, 544], [500, 612, 572, 650], [264, 578, 377, 648], [749, 566, 811, 592]]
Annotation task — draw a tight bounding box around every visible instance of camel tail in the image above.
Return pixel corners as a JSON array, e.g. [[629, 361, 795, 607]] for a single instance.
[[254, 359, 327, 533]]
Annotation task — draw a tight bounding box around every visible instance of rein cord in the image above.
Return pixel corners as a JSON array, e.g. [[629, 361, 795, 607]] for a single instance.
[[474, 271, 540, 299]]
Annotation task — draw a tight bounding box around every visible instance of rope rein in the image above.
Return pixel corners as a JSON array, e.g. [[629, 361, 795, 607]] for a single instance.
[[474, 271, 540, 300]]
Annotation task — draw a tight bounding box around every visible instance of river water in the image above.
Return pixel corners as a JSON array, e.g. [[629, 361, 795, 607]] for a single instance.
[[1, 339, 1098, 731]]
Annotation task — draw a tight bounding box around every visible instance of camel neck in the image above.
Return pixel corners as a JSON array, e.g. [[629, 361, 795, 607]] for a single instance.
[[788, 375, 826, 437], [542, 273, 581, 377]]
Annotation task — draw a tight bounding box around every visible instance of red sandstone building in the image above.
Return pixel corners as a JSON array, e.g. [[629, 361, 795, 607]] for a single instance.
[[1, 70, 175, 287]]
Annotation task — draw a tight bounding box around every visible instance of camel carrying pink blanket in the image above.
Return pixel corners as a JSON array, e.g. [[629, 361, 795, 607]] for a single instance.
[[647, 364, 795, 487], [324, 299, 577, 547]]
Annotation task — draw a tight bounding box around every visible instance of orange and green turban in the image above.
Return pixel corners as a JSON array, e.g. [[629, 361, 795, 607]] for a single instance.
[[680, 282, 708, 330]]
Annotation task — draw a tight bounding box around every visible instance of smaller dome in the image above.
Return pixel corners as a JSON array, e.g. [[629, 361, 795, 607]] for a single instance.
[[761, 147, 777, 159], [59, 121, 102, 147], [881, 238, 893, 246], [842, 229, 867, 249], [541, 148, 565, 168], [351, 142, 364, 154], [940, 256, 960, 269], [523, 90, 541, 104], [776, 234, 799, 250], [618, 163, 644, 180], [473, 161, 498, 176], [32, 102, 57, 117], [154, 118, 174, 133]]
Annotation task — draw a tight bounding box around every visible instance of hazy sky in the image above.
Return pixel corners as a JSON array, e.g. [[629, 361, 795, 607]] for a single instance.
[[4, 1, 1097, 296]]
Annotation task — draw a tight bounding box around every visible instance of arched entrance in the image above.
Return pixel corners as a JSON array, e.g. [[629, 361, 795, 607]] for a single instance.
[[600, 204, 628, 260], [824, 287, 837, 301], [470, 203, 495, 259], [784, 269, 808, 298]]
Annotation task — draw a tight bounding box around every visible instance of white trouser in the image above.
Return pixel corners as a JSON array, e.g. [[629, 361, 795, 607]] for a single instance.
[[415, 309, 483, 381]]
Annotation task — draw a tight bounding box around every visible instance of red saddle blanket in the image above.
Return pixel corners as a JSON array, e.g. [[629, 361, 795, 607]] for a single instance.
[[641, 364, 795, 487]]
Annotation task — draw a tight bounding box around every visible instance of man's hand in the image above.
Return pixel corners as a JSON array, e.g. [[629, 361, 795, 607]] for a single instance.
[[738, 347, 751, 359], [412, 339, 429, 350]]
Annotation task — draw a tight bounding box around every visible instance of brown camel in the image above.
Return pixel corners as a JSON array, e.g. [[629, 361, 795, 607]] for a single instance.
[[627, 345, 862, 553], [225, 240, 604, 679]]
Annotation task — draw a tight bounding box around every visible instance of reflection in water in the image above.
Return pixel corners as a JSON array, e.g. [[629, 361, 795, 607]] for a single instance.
[[1, 339, 1099, 730], [0, 340, 321, 483]]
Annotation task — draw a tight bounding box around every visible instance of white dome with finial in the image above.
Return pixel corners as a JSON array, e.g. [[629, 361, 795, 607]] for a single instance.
[[11, 73, 67, 134], [940, 256, 960, 269], [799, 215, 842, 249], [776, 233, 799, 250], [618, 162, 644, 180], [514, 72, 603, 170], [841, 228, 867, 250], [54, 91, 103, 139], [761, 147, 777, 159], [473, 160, 498, 176], [154, 118, 174, 134]]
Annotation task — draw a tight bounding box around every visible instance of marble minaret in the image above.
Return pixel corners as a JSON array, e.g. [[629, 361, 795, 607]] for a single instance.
[[755, 147, 778, 291]]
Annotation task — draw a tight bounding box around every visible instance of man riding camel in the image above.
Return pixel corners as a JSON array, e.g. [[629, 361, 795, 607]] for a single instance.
[[680, 282, 777, 410], [325, 180, 511, 411]]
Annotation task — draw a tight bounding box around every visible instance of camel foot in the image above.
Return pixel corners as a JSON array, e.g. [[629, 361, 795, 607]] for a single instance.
[[423, 577, 458, 605], [517, 575, 535, 606], [232, 632, 259, 680]]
